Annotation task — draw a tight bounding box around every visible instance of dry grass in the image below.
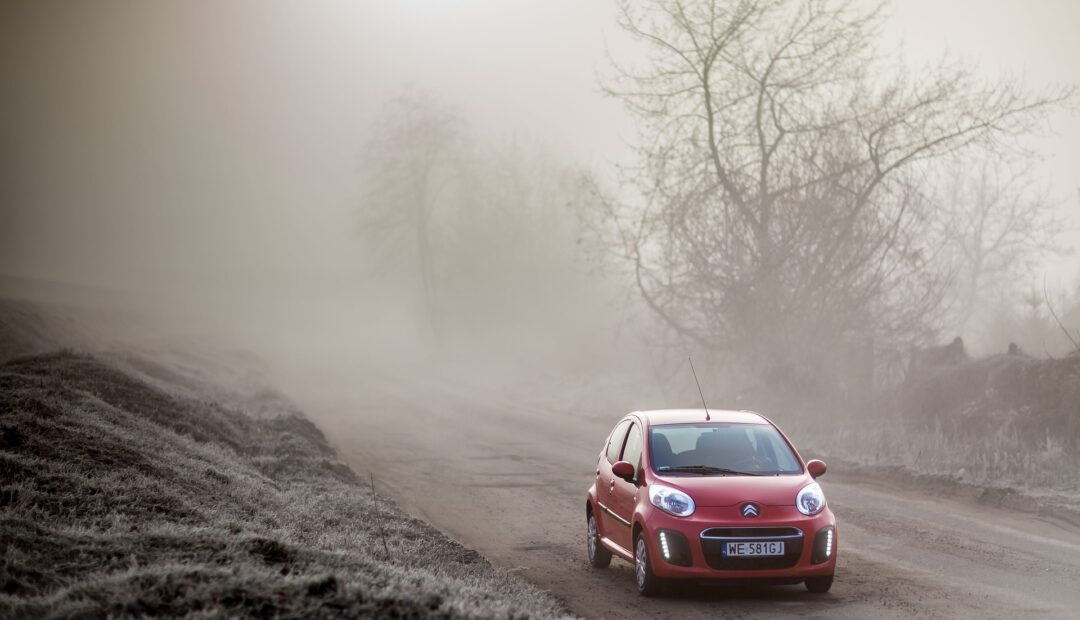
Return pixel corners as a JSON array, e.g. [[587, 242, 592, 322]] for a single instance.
[[0, 351, 567, 619], [796, 416, 1080, 493], [787, 352, 1080, 502]]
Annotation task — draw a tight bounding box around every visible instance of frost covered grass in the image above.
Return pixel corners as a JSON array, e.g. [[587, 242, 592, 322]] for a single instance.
[[0, 351, 567, 619], [788, 351, 1080, 502], [798, 416, 1080, 494]]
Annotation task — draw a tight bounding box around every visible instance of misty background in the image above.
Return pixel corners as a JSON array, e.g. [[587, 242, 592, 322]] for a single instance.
[[3, 0, 1080, 420]]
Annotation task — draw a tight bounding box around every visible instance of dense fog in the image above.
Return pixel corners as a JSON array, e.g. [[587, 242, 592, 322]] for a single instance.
[[3, 0, 1079, 416]]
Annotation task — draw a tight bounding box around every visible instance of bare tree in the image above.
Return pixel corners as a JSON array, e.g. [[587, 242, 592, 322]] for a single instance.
[[597, 0, 1070, 389], [934, 155, 1067, 336], [359, 92, 466, 342], [360, 97, 602, 360]]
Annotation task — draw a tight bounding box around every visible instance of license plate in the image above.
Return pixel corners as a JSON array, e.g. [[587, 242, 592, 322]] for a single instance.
[[723, 541, 784, 556]]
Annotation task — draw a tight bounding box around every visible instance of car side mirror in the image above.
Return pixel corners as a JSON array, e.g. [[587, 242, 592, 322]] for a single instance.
[[807, 459, 827, 479], [611, 460, 636, 482]]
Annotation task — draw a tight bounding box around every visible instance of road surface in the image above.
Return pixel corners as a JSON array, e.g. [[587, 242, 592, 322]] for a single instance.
[[288, 373, 1080, 619]]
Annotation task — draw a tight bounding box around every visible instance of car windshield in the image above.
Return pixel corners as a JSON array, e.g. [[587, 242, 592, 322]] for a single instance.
[[649, 423, 802, 476]]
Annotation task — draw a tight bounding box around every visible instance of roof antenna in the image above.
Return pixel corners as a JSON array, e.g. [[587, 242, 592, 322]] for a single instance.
[[688, 356, 711, 421]]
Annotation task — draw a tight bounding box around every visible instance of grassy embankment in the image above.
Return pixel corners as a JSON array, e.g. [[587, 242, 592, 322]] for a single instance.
[[0, 346, 567, 618]]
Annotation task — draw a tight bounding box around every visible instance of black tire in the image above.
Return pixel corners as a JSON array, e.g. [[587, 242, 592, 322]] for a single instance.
[[805, 574, 834, 593], [587, 513, 612, 568], [634, 533, 663, 597]]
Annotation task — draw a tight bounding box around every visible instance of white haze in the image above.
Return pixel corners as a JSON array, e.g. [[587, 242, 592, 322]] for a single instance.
[[1, 0, 1078, 393]]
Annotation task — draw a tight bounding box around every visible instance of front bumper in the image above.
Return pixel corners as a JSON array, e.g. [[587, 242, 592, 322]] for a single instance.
[[642, 504, 837, 580]]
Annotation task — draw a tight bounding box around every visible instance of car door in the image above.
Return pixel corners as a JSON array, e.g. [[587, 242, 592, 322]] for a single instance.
[[597, 419, 631, 544], [609, 421, 642, 551]]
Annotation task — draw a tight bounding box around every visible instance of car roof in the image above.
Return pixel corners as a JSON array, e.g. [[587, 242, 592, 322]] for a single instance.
[[632, 409, 769, 426]]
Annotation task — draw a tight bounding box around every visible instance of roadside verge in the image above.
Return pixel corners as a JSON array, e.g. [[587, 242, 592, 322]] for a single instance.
[[0, 350, 568, 618]]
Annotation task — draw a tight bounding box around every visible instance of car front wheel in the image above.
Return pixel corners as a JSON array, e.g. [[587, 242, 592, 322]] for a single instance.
[[587, 513, 611, 568], [634, 533, 662, 596], [805, 574, 834, 593]]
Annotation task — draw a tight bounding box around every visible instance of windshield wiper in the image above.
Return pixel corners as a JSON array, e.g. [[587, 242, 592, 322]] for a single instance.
[[656, 465, 767, 476]]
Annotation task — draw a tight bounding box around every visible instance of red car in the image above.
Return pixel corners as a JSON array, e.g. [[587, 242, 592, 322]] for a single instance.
[[586, 409, 836, 596]]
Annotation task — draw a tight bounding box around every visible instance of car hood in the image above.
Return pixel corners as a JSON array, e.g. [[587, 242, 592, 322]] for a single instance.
[[651, 472, 811, 507]]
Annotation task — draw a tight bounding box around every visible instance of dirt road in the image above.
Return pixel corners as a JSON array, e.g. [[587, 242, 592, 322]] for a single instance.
[[287, 373, 1080, 619]]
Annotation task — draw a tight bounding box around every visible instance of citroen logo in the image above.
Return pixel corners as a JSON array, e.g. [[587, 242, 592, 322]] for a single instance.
[[741, 503, 760, 518]]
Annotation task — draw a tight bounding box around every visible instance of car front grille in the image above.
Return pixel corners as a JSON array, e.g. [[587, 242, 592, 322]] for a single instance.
[[699, 526, 804, 570], [701, 526, 801, 538]]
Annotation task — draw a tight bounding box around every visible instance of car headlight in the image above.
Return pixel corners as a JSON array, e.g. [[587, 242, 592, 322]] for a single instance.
[[796, 482, 826, 516], [649, 484, 695, 517]]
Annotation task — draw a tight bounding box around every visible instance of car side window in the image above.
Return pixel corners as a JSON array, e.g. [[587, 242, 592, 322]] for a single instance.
[[605, 420, 631, 463], [622, 423, 643, 477]]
